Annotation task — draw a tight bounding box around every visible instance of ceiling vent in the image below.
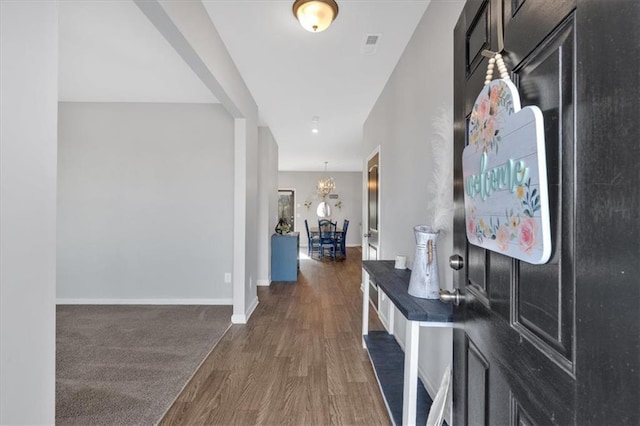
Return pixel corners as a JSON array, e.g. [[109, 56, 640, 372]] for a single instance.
[[361, 34, 381, 55]]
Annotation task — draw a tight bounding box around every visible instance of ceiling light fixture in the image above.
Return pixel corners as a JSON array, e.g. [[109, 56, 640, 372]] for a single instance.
[[292, 0, 339, 33], [311, 116, 319, 134], [317, 161, 336, 197]]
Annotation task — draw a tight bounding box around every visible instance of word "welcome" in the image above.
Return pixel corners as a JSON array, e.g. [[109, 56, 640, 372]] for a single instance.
[[465, 152, 529, 201]]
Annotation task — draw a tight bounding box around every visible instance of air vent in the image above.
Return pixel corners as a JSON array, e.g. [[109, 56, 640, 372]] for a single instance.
[[361, 33, 381, 55]]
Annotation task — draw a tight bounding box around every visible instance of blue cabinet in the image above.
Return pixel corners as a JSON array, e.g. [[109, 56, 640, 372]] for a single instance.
[[271, 232, 299, 282]]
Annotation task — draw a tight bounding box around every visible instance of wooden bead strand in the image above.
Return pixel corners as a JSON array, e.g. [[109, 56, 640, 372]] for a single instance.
[[496, 53, 510, 80], [484, 52, 511, 86], [484, 57, 495, 86]]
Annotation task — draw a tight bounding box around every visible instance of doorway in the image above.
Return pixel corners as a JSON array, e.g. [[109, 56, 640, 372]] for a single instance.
[[278, 189, 295, 231], [366, 151, 379, 260], [365, 149, 380, 309]]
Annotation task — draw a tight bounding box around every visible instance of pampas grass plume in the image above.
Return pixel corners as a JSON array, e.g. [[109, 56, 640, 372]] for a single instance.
[[429, 108, 454, 233]]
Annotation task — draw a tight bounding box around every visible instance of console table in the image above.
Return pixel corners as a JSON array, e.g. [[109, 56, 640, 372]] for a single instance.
[[362, 260, 453, 426]]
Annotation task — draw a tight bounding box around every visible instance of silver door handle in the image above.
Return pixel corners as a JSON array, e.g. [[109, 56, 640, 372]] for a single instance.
[[363, 233, 371, 238], [449, 254, 464, 270], [439, 289, 463, 306]]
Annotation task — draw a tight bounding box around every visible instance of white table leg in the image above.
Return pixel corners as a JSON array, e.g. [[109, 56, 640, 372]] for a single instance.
[[403, 320, 420, 426], [388, 297, 395, 335], [362, 268, 370, 348]]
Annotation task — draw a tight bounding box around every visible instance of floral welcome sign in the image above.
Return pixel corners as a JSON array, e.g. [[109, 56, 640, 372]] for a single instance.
[[463, 79, 551, 264]]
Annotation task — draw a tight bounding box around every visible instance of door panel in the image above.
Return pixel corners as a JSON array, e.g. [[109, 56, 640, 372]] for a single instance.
[[466, 339, 489, 426], [512, 15, 576, 370], [486, 251, 510, 320], [465, 0, 491, 77], [467, 244, 486, 294], [503, 0, 575, 67]]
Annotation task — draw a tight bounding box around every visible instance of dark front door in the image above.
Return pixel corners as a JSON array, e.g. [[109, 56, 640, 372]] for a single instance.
[[367, 152, 379, 261], [452, 1, 639, 425]]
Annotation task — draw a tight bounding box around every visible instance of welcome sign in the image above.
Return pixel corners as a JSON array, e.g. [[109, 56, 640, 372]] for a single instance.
[[463, 79, 551, 264]]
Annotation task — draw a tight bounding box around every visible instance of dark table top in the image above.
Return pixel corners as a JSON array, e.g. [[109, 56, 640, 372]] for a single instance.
[[309, 227, 343, 233], [362, 260, 453, 323], [272, 232, 299, 238]]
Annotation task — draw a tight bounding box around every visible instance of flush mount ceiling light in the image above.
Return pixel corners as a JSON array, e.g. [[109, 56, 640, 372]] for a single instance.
[[292, 0, 339, 33], [311, 116, 319, 133]]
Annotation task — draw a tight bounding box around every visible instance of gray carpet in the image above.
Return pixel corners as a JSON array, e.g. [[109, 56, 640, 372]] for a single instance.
[[56, 305, 232, 425]]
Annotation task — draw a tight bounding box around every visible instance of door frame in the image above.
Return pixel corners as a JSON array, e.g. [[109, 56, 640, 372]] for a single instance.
[[363, 146, 381, 261], [277, 187, 297, 232], [363, 147, 381, 311]]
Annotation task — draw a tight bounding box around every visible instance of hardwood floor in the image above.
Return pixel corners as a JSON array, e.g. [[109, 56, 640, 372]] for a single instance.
[[161, 247, 390, 425]]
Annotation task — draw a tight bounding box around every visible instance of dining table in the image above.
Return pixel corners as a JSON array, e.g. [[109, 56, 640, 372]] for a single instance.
[[309, 227, 343, 236]]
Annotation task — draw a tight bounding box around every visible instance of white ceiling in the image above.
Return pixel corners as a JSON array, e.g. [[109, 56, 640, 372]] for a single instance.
[[58, 1, 217, 104], [58, 0, 431, 172]]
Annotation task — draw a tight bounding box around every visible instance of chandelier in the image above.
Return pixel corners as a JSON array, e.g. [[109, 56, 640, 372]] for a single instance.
[[317, 161, 335, 197]]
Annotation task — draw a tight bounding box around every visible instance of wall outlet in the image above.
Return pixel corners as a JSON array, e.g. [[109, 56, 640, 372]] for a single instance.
[[224, 273, 231, 283]]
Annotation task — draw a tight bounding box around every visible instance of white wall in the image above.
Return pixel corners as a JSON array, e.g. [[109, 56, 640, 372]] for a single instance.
[[278, 171, 362, 248], [57, 102, 234, 303], [0, 1, 58, 423], [138, 1, 261, 322], [362, 0, 464, 410], [257, 127, 279, 285]]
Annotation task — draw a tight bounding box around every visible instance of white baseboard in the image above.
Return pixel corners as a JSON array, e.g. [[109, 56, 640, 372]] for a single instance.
[[56, 298, 233, 305], [257, 279, 271, 287], [231, 313, 246, 323], [246, 296, 259, 320], [231, 296, 259, 324]]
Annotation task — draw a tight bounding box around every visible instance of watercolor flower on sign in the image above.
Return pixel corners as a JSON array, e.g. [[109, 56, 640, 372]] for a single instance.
[[496, 226, 510, 251], [519, 217, 537, 253], [468, 83, 514, 155]]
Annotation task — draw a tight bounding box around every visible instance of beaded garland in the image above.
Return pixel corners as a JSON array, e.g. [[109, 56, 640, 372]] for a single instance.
[[484, 53, 510, 86]]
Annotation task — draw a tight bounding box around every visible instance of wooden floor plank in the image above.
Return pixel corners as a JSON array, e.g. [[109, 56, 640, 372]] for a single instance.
[[160, 247, 390, 425]]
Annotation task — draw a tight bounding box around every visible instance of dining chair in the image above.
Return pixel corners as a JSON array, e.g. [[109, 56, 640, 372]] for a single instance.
[[304, 219, 320, 257], [338, 219, 349, 257], [318, 219, 337, 259]]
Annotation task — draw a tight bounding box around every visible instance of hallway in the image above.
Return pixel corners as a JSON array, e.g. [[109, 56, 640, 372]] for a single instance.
[[161, 247, 390, 425]]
